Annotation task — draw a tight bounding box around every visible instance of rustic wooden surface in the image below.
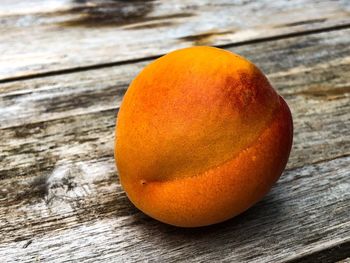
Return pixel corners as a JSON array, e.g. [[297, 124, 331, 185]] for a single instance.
[[0, 1, 349, 262], [1, 0, 350, 81]]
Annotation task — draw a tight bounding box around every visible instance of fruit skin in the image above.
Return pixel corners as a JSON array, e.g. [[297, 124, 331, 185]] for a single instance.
[[115, 46, 293, 227]]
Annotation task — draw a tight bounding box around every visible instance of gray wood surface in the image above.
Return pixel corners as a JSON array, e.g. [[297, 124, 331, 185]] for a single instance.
[[1, 157, 349, 262], [1, 24, 349, 262], [1, 0, 350, 81]]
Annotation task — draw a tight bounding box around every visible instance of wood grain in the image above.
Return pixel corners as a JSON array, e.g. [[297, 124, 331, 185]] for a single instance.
[[338, 258, 350, 263], [0, 25, 350, 262], [0, 157, 349, 262], [1, 0, 350, 81], [1, 29, 349, 174]]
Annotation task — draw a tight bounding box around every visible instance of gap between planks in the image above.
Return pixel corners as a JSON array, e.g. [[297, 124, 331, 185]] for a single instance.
[[1, 0, 350, 82], [1, 22, 350, 84], [1, 6, 349, 261], [0, 155, 349, 262], [0, 28, 349, 183]]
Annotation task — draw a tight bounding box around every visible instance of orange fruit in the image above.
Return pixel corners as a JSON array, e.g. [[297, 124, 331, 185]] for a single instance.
[[115, 46, 293, 227]]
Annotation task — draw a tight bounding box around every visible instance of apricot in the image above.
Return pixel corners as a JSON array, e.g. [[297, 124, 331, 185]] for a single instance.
[[115, 46, 293, 227]]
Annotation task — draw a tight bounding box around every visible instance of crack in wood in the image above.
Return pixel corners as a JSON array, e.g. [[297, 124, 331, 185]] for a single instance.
[[1, 23, 350, 84]]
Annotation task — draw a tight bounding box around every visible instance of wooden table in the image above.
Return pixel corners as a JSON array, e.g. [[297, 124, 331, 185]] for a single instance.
[[1, 1, 349, 262]]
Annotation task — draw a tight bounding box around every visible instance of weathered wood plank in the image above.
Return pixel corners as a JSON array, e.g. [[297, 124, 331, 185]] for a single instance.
[[1, 28, 350, 128], [0, 156, 349, 262], [1, 0, 350, 80], [290, 241, 350, 263], [0, 27, 350, 261], [1, 29, 349, 178], [0, 94, 348, 181]]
